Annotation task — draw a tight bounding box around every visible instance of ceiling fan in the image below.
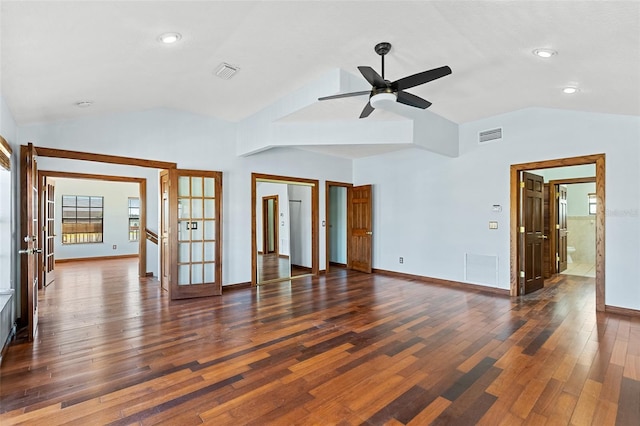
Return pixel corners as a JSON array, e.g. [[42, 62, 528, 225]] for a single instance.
[[318, 42, 452, 118]]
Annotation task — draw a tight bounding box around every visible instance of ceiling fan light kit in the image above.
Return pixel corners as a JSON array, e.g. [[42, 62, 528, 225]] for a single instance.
[[369, 92, 396, 109], [318, 42, 452, 118]]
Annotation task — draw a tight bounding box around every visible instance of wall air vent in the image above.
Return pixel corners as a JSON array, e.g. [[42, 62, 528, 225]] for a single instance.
[[214, 63, 240, 80], [479, 127, 503, 143]]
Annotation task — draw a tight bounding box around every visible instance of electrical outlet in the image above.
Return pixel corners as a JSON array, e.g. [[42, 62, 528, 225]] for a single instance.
[[399, 257, 404, 264], [112, 245, 117, 250]]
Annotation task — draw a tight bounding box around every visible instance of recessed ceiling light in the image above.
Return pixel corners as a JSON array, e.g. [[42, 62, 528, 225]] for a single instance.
[[158, 32, 181, 44], [563, 86, 578, 94], [533, 48, 557, 58], [75, 101, 93, 108]]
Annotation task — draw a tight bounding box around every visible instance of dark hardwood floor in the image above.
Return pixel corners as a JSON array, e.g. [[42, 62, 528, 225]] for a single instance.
[[1, 259, 639, 425]]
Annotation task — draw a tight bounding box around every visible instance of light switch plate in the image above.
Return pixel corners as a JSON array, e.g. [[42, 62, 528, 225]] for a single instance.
[[489, 221, 498, 229]]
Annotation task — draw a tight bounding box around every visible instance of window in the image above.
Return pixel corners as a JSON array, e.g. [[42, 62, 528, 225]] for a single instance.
[[128, 197, 140, 241], [62, 195, 103, 244], [588, 193, 597, 215]]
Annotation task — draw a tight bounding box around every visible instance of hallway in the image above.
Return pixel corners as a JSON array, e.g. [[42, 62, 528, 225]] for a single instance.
[[1, 259, 639, 425]]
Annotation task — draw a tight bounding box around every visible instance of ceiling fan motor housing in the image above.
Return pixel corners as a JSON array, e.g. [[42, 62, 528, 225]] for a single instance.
[[374, 42, 392, 56]]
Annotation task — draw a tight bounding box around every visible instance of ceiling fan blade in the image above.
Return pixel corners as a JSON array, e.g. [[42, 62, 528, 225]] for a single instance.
[[359, 101, 374, 118], [318, 90, 371, 101], [358, 66, 386, 87], [392, 65, 452, 91], [396, 90, 432, 109]]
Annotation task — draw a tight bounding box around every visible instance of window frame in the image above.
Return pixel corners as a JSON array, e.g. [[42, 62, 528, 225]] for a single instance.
[[61, 195, 104, 244], [128, 197, 140, 242], [588, 193, 597, 215]]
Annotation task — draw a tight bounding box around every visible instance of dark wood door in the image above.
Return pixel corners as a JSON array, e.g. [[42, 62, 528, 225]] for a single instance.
[[20, 143, 40, 341], [557, 185, 568, 272], [350, 184, 372, 273], [43, 178, 56, 287], [169, 169, 223, 299], [521, 172, 544, 294]]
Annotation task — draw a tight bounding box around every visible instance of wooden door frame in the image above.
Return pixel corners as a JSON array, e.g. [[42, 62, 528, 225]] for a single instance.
[[261, 195, 279, 255], [325, 181, 352, 274], [38, 170, 148, 278], [548, 177, 596, 276], [20, 145, 176, 332], [251, 173, 319, 286], [510, 154, 605, 311]]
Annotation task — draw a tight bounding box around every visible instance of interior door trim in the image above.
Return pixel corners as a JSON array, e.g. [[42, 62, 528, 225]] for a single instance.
[[38, 170, 148, 278], [510, 154, 605, 311], [548, 177, 596, 277], [251, 173, 319, 286]]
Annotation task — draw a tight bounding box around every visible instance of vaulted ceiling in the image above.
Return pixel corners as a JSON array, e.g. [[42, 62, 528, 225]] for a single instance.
[[1, 1, 639, 157]]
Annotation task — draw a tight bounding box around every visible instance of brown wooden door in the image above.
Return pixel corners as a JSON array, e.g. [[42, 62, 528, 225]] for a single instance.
[[169, 169, 223, 299], [20, 143, 40, 341], [350, 184, 372, 273], [521, 172, 544, 294], [160, 171, 170, 293], [557, 185, 568, 272], [43, 177, 56, 287]]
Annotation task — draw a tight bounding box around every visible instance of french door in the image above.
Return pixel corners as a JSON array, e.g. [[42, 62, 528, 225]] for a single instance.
[[20, 143, 40, 341], [162, 169, 222, 299]]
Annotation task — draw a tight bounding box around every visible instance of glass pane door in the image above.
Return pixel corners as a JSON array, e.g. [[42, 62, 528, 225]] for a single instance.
[[169, 169, 222, 299]]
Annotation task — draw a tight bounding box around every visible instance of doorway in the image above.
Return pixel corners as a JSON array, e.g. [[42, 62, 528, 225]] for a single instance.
[[38, 170, 147, 281], [510, 154, 605, 311], [20, 145, 177, 340], [251, 173, 319, 286], [548, 178, 596, 278], [325, 182, 351, 273]]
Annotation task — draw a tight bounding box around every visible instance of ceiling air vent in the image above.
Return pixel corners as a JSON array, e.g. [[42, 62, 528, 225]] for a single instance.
[[479, 127, 503, 143], [214, 63, 240, 80]]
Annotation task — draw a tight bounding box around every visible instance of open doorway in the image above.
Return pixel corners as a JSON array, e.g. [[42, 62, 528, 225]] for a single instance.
[[38, 171, 146, 284], [251, 173, 319, 286], [547, 178, 596, 278], [325, 181, 351, 273], [510, 154, 605, 311], [19, 145, 176, 341]]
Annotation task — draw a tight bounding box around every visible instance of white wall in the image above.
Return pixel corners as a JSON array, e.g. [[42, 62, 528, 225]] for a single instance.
[[354, 108, 640, 310], [18, 109, 353, 286], [329, 186, 347, 264], [0, 95, 18, 322], [288, 184, 312, 268], [53, 178, 139, 260], [0, 168, 11, 287]]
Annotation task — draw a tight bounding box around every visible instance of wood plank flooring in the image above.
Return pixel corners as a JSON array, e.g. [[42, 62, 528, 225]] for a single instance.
[[1, 259, 639, 425]]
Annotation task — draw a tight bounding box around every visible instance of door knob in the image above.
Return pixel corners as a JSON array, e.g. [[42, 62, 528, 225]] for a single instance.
[[539, 235, 548, 239], [18, 248, 32, 255], [366, 231, 373, 235]]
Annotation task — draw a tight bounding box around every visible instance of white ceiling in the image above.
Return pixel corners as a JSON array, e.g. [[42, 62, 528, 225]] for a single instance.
[[1, 1, 639, 146]]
